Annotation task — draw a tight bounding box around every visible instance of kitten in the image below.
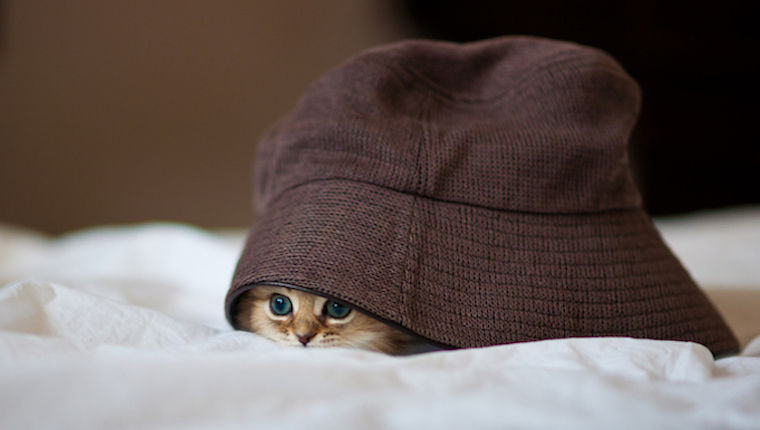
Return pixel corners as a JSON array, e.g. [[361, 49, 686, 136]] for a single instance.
[[234, 285, 413, 354]]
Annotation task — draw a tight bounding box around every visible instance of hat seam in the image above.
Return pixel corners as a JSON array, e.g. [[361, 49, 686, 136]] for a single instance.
[[417, 257, 688, 282], [417, 271, 691, 292], [398, 81, 431, 327], [413, 296, 721, 326], [256, 184, 651, 243], [418, 283, 711, 314], [238, 264, 692, 296], [418, 217, 656, 241], [420, 234, 665, 255], [417, 230, 669, 258], [415, 284, 705, 304], [266, 176, 642, 218], [264, 124, 641, 214], [417, 204, 648, 227], [416, 248, 679, 272]]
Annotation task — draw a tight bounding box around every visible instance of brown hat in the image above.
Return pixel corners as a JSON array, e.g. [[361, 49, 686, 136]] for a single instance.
[[226, 36, 739, 357]]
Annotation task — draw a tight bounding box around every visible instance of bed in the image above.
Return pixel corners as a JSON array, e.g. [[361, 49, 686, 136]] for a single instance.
[[2, 206, 759, 429]]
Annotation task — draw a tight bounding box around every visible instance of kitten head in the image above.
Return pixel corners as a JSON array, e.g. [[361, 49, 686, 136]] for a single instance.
[[234, 286, 412, 354]]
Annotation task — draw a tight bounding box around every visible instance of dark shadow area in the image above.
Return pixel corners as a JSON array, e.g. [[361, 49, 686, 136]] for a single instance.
[[393, 0, 760, 215]]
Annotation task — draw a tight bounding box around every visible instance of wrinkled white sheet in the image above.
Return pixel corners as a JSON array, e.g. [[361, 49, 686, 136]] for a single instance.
[[1, 209, 760, 430]]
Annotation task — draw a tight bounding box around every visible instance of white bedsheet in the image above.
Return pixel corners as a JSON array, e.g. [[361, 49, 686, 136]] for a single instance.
[[2, 208, 760, 430]]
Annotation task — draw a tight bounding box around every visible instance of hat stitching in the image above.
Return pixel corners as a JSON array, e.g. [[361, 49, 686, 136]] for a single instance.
[[400, 214, 416, 328], [239, 224, 685, 283], [399, 78, 431, 327], [415, 204, 652, 229], [418, 289, 709, 313], [419, 226, 657, 248], [415, 258, 687, 282], [423, 225, 653, 248], [421, 204, 647, 227], [259, 176, 411, 218], [412, 283, 705, 306], [268, 176, 640, 218], [412, 297, 719, 327], [251, 280, 725, 347], [240, 216, 685, 282], [418, 269, 688, 291], [415, 286, 704, 305], [416, 218, 659, 242], [425, 249, 672, 273], [419, 234, 666, 257], [244, 267, 691, 295], [261, 151, 641, 215], [414, 270, 690, 293]]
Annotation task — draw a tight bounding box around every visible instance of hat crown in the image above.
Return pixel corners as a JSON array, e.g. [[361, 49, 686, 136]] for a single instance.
[[256, 36, 642, 214]]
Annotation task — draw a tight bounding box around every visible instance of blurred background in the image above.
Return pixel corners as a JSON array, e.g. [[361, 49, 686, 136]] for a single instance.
[[1, 1, 758, 234]]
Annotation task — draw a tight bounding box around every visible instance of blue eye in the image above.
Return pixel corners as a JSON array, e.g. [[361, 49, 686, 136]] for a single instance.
[[325, 301, 351, 319], [270, 295, 292, 315]]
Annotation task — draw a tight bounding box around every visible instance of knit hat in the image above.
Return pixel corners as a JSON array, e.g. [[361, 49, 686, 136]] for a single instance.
[[226, 36, 739, 357]]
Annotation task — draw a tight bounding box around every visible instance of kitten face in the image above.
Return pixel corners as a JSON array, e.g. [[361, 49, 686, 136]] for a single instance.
[[234, 286, 412, 354]]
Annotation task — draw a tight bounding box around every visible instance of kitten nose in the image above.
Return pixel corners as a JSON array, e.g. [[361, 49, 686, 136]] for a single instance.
[[297, 333, 315, 346]]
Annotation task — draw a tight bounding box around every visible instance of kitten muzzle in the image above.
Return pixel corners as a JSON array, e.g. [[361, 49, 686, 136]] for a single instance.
[[297, 333, 315, 346]]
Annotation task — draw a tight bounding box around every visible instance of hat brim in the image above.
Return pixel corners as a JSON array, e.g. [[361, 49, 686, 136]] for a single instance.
[[227, 179, 738, 357]]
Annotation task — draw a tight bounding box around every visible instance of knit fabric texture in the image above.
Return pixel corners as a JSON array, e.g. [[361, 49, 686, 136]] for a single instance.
[[226, 36, 739, 356]]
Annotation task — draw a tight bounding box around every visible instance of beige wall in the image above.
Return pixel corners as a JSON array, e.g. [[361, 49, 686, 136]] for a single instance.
[[0, 1, 408, 234]]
